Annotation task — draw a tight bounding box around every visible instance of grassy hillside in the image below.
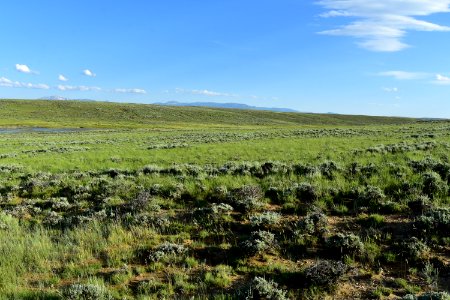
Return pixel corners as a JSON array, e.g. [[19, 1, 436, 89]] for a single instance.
[[0, 99, 449, 299], [0, 99, 416, 128]]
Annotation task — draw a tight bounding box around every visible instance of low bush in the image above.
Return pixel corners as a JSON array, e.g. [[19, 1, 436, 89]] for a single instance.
[[61, 283, 112, 300], [242, 230, 277, 256], [148, 242, 187, 263], [320, 160, 340, 180], [297, 210, 328, 236], [227, 185, 264, 213], [415, 207, 450, 236], [353, 185, 386, 212], [422, 172, 448, 199], [243, 276, 288, 300], [304, 260, 348, 288], [249, 211, 282, 229], [398, 237, 430, 262], [295, 182, 319, 203], [326, 233, 364, 259]]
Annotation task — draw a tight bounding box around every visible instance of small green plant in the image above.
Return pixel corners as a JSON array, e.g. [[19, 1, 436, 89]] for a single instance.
[[204, 265, 233, 288], [422, 261, 439, 288]]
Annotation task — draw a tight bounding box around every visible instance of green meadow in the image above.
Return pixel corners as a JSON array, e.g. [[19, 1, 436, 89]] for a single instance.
[[0, 99, 449, 299]]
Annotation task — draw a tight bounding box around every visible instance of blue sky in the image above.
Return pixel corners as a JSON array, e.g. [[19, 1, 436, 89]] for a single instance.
[[1, 0, 450, 118]]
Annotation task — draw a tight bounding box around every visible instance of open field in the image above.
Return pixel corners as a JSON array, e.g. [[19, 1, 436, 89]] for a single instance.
[[0, 100, 449, 299]]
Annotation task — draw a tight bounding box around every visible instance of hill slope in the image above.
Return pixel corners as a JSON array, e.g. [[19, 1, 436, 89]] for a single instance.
[[0, 99, 416, 128]]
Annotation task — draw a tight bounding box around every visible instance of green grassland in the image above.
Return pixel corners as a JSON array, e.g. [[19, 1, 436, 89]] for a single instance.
[[0, 99, 414, 128], [0, 99, 449, 299]]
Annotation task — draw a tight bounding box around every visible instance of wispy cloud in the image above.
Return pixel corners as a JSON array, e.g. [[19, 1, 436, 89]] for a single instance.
[[434, 74, 450, 85], [57, 85, 101, 91], [377, 71, 428, 80], [114, 88, 147, 94], [176, 88, 238, 97], [82, 69, 96, 77], [0, 76, 49, 89], [317, 0, 450, 52], [382, 87, 399, 92], [58, 74, 68, 82], [15, 64, 34, 74]]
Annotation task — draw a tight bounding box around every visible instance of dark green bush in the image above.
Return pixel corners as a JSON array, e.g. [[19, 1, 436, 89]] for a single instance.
[[398, 237, 430, 262], [422, 172, 447, 199], [320, 161, 340, 179], [415, 207, 450, 235], [242, 230, 277, 256], [297, 210, 328, 236], [227, 185, 264, 213], [326, 233, 364, 258], [295, 182, 319, 203], [304, 260, 348, 288], [243, 276, 288, 300], [357, 185, 386, 211]]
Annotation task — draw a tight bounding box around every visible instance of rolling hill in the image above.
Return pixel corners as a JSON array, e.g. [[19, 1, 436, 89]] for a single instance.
[[0, 99, 417, 128]]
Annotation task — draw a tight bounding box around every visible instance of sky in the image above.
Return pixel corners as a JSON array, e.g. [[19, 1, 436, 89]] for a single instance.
[[1, 0, 450, 118]]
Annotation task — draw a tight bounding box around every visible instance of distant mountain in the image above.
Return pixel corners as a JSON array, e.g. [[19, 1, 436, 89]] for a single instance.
[[153, 101, 297, 112]]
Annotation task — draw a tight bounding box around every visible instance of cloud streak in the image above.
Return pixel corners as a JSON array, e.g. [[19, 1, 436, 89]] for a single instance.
[[114, 88, 147, 94], [57, 85, 101, 92], [176, 88, 238, 97], [382, 87, 399, 92], [0, 77, 49, 89], [317, 0, 450, 52], [434, 74, 450, 85], [377, 70, 428, 80], [58, 74, 68, 82]]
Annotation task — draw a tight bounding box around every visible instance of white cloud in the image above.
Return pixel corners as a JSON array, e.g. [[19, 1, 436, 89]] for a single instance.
[[15, 64, 33, 74], [176, 88, 237, 97], [57, 85, 101, 91], [83, 69, 96, 77], [114, 88, 147, 94], [382, 87, 399, 92], [317, 0, 450, 51], [0, 76, 49, 89], [378, 71, 428, 80], [58, 74, 68, 82], [434, 74, 450, 85]]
